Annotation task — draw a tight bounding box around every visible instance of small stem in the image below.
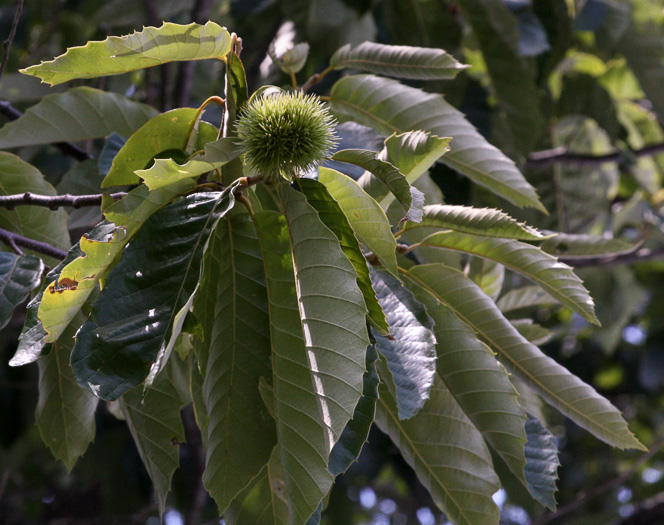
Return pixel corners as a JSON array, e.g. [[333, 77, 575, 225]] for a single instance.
[[0, 0, 24, 83], [301, 65, 334, 92], [186, 96, 226, 148], [0, 227, 67, 259], [236, 191, 254, 216], [0, 192, 126, 210], [289, 70, 298, 90], [238, 174, 265, 188]]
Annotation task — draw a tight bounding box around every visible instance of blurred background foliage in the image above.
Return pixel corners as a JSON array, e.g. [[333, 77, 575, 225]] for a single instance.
[[1, 0, 664, 524]]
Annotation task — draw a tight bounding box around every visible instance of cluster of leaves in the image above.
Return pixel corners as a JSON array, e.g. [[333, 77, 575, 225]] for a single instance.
[[2, 0, 664, 523]]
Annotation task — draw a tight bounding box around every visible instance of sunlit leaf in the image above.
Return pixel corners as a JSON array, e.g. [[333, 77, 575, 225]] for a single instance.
[[279, 184, 369, 447], [330, 41, 467, 79], [38, 181, 194, 344], [413, 230, 599, 324], [254, 210, 333, 523], [102, 107, 219, 187], [22, 22, 232, 85], [405, 276, 529, 492], [399, 205, 547, 240], [297, 177, 389, 334], [331, 148, 424, 222], [137, 138, 241, 190], [318, 167, 399, 277], [329, 75, 545, 211]]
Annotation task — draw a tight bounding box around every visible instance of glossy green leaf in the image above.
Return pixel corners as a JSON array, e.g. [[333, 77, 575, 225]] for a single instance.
[[496, 286, 558, 314], [36, 309, 98, 472], [414, 230, 599, 324], [102, 107, 219, 187], [297, 177, 389, 334], [137, 138, 241, 190], [523, 413, 560, 510], [0, 253, 44, 330], [328, 345, 379, 477], [331, 149, 424, 222], [38, 181, 194, 344], [405, 275, 529, 492], [221, 46, 248, 186], [10, 245, 84, 367], [456, 0, 545, 154], [400, 204, 547, 240], [120, 365, 185, 515], [0, 152, 70, 253], [276, 43, 310, 74], [192, 211, 277, 514], [376, 374, 501, 525], [0, 87, 157, 148], [329, 75, 545, 211], [330, 41, 467, 79], [71, 190, 236, 400], [318, 167, 398, 277], [539, 233, 640, 259], [370, 269, 436, 419], [357, 131, 451, 204], [254, 210, 333, 523], [279, 184, 370, 447], [406, 263, 645, 451], [22, 22, 232, 85]]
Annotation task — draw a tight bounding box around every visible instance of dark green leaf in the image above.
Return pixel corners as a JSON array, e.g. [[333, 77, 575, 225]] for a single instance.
[[120, 365, 185, 515], [71, 190, 237, 400], [370, 269, 436, 419], [406, 263, 645, 451], [456, 0, 545, 154], [328, 345, 380, 476], [0, 152, 70, 253], [0, 87, 157, 148], [0, 253, 44, 330], [36, 308, 98, 472], [523, 413, 560, 510], [192, 210, 277, 513], [376, 374, 501, 525]]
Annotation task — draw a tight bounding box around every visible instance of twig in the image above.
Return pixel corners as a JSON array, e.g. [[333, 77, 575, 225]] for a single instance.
[[301, 65, 333, 92], [531, 435, 664, 525], [525, 143, 664, 169], [560, 246, 664, 268], [0, 227, 67, 259], [0, 0, 24, 83], [0, 100, 93, 161], [0, 191, 126, 210]]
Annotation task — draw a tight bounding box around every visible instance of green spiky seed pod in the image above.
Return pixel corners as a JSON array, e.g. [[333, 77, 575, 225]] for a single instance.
[[235, 90, 337, 181]]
